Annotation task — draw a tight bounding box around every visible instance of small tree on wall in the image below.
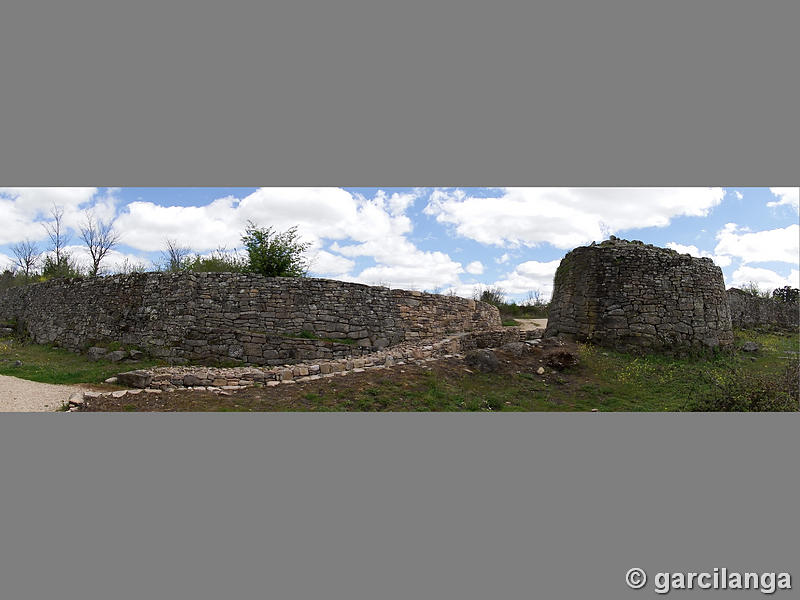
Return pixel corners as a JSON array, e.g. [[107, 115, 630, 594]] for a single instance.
[[772, 286, 799, 303], [241, 221, 310, 277]]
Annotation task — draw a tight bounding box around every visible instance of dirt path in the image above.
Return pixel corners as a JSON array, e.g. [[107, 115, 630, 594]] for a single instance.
[[514, 318, 548, 330], [0, 374, 87, 412]]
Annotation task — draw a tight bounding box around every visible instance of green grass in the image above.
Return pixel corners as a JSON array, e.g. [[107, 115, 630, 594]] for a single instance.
[[4, 327, 797, 411], [282, 328, 798, 412], [0, 339, 164, 385]]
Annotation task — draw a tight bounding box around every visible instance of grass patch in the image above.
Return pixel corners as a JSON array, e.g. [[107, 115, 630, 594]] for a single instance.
[[0, 339, 165, 385]]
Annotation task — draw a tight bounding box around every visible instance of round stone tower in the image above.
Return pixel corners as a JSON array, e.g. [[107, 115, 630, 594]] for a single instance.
[[544, 237, 733, 353]]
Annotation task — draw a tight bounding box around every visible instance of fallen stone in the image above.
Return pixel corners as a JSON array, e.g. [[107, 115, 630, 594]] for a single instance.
[[116, 370, 153, 388], [500, 342, 527, 356], [129, 350, 144, 360], [111, 390, 127, 398], [87, 347, 108, 361], [536, 367, 546, 375], [465, 349, 500, 373], [741, 341, 760, 353], [183, 374, 203, 386], [104, 377, 118, 384], [107, 350, 128, 363]]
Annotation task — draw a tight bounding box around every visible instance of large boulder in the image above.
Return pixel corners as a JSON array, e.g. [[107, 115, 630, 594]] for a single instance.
[[465, 349, 500, 373], [87, 347, 108, 361], [116, 370, 153, 388]]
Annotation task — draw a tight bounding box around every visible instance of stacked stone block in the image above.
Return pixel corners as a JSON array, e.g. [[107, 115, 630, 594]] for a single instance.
[[545, 238, 734, 352], [0, 273, 501, 365]]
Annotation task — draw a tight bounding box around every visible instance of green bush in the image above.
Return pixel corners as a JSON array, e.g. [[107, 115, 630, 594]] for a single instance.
[[685, 362, 799, 412], [241, 222, 310, 277]]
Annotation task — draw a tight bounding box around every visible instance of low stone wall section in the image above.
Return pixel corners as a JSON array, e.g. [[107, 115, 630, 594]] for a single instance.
[[0, 272, 501, 365], [726, 288, 798, 330], [105, 326, 541, 391], [545, 238, 734, 353]]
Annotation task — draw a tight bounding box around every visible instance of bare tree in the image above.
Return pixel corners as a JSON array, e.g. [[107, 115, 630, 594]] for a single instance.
[[80, 213, 120, 277], [10, 239, 41, 277], [42, 204, 70, 264], [160, 238, 192, 271]]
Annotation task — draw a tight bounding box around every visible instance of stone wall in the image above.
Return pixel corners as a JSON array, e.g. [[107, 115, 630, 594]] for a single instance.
[[726, 288, 799, 330], [544, 238, 734, 352], [0, 272, 501, 365]]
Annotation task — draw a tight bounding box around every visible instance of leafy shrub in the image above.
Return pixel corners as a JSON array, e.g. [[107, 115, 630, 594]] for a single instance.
[[772, 286, 799, 303], [241, 222, 310, 277], [685, 362, 799, 411]]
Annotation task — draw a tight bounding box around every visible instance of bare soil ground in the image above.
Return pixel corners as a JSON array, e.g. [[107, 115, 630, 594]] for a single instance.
[[0, 374, 87, 412]]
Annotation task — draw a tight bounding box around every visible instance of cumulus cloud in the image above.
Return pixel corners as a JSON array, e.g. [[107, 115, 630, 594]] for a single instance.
[[0, 188, 117, 245], [423, 187, 725, 249], [465, 261, 484, 275], [665, 242, 732, 267], [767, 187, 799, 211], [729, 266, 800, 293], [308, 250, 356, 278], [111, 188, 467, 290], [714, 223, 799, 265], [734, 191, 744, 200], [0, 252, 13, 271], [488, 259, 562, 300], [496, 253, 510, 264]]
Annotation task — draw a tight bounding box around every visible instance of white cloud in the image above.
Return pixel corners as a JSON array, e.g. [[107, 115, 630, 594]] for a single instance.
[[0, 252, 13, 271], [714, 223, 799, 265], [734, 191, 743, 200], [488, 259, 562, 300], [496, 253, 510, 264], [424, 187, 725, 249], [0, 188, 116, 245], [729, 266, 799, 293], [465, 261, 484, 275], [767, 187, 799, 211], [308, 250, 355, 277], [665, 242, 731, 267]]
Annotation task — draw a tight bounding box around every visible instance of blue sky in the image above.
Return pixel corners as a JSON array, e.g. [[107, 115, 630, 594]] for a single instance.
[[1, 187, 797, 301]]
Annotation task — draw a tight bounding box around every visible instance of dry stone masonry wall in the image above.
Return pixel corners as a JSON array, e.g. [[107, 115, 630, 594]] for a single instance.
[[0, 273, 501, 365], [545, 238, 734, 353], [726, 288, 799, 330]]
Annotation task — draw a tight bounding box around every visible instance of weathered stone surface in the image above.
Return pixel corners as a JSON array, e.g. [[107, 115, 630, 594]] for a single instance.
[[741, 341, 760, 353], [87, 347, 108, 361], [0, 273, 501, 366], [116, 370, 153, 388], [727, 288, 798, 330], [107, 350, 128, 362], [183, 374, 203, 386], [545, 238, 734, 353], [465, 349, 500, 373]]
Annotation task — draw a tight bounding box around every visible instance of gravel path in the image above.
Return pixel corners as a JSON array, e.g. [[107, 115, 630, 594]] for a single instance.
[[0, 374, 87, 412]]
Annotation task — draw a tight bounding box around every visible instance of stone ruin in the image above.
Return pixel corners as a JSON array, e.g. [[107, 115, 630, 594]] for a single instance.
[[0, 272, 503, 366], [545, 237, 734, 353]]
